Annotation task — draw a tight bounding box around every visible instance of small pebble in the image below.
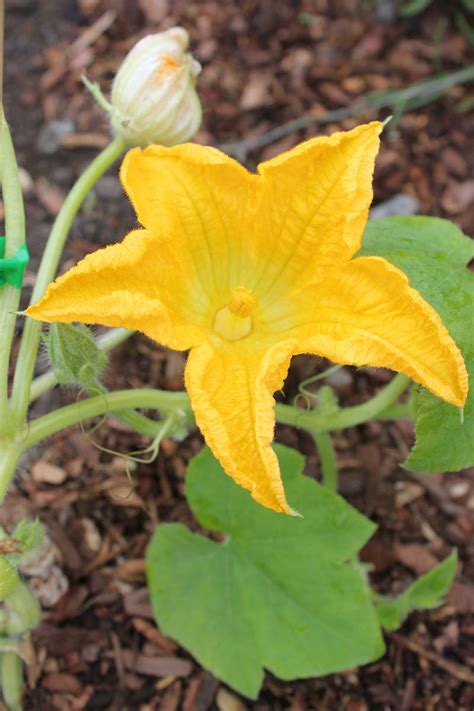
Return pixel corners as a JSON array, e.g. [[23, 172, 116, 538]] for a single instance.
[[370, 193, 419, 219], [36, 119, 75, 155]]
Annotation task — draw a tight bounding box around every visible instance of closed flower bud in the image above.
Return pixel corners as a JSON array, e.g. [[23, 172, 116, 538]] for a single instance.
[[110, 27, 202, 147]]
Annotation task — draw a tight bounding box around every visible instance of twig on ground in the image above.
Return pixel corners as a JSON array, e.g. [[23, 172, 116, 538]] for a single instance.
[[390, 631, 474, 684], [404, 470, 465, 518], [220, 66, 474, 161], [68, 9, 118, 57]]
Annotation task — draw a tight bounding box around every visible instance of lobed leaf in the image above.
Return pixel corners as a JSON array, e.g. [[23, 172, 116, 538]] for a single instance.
[[360, 216, 474, 472], [147, 445, 383, 698]]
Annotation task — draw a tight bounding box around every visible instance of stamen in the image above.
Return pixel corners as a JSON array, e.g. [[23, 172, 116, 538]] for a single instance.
[[228, 287, 255, 318], [213, 287, 255, 341]]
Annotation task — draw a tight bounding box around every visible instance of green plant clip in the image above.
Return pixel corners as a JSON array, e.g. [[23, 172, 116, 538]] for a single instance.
[[0, 237, 29, 289]]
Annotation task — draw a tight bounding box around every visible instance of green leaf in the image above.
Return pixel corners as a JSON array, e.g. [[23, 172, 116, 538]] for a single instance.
[[375, 551, 457, 631], [47, 323, 108, 389], [146, 445, 384, 699], [360, 216, 474, 472]]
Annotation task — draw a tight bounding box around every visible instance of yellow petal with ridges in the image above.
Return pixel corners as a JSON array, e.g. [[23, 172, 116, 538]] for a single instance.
[[121, 144, 261, 303], [254, 122, 382, 300], [288, 256, 467, 407], [26, 229, 207, 351], [185, 339, 297, 513]]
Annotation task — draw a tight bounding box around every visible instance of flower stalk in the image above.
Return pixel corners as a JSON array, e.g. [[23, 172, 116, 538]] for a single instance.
[[10, 136, 127, 429]]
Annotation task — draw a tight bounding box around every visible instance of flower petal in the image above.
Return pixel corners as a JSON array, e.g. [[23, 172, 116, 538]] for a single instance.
[[185, 339, 296, 513], [27, 229, 206, 350], [254, 122, 382, 299], [289, 256, 468, 407], [120, 144, 260, 302]]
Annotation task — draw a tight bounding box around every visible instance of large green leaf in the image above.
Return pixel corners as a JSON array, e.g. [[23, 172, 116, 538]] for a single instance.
[[360, 216, 474, 472], [146, 445, 384, 698]]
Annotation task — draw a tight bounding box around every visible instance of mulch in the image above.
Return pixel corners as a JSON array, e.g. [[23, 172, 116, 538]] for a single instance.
[[2, 0, 474, 709]]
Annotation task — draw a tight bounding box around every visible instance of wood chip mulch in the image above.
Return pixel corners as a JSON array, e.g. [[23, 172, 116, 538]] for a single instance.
[[3, 0, 474, 709]]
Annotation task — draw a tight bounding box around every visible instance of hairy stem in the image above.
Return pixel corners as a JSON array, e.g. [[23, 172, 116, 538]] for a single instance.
[[0, 117, 26, 435], [21, 373, 410, 455], [0, 373, 411, 509], [21, 389, 190, 452], [91, 381, 173, 438], [10, 136, 127, 427]]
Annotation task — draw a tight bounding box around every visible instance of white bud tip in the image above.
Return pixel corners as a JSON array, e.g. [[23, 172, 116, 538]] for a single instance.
[[165, 27, 189, 50]]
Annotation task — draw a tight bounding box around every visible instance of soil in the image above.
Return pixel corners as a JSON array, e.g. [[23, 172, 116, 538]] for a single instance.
[[2, 1, 474, 709]]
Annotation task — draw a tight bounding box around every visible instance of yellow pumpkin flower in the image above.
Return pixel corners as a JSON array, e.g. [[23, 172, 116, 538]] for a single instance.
[[27, 122, 468, 514]]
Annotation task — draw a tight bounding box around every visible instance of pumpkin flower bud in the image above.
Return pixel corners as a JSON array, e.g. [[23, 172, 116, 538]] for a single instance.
[[110, 27, 202, 147]]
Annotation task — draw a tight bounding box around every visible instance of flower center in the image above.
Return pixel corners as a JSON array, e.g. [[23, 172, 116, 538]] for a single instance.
[[160, 53, 181, 74], [213, 287, 255, 341]]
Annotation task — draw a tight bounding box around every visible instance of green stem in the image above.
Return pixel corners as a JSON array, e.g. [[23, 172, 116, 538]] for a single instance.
[[10, 136, 127, 428], [0, 388, 186, 504], [0, 441, 22, 506], [21, 373, 410, 455], [0, 373, 411, 506], [312, 430, 338, 492], [20, 389, 190, 452], [29, 327, 162, 437], [0, 370, 413, 505], [1, 652, 23, 711], [0, 117, 26, 435], [276, 373, 410, 432], [29, 327, 135, 403], [377, 402, 412, 420], [91, 381, 171, 438], [27, 351, 411, 449]]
